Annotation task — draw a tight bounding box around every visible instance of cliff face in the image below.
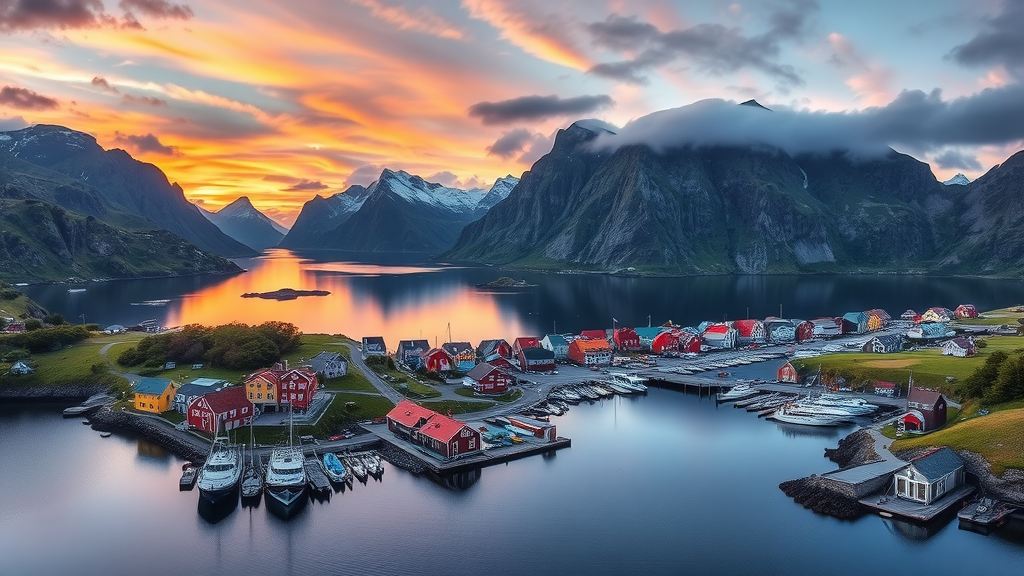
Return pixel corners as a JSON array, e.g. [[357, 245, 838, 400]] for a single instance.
[[445, 122, 951, 274]]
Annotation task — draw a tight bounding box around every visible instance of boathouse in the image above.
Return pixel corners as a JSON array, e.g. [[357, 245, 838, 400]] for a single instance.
[[941, 337, 976, 357], [579, 329, 608, 341], [187, 386, 253, 434], [634, 327, 668, 350], [133, 377, 177, 414], [540, 334, 570, 360], [568, 338, 612, 366], [464, 362, 514, 394], [861, 334, 905, 354], [954, 304, 978, 319], [732, 319, 766, 345], [387, 399, 435, 439], [442, 342, 476, 372], [613, 327, 641, 351], [873, 381, 896, 397], [414, 413, 481, 459], [842, 312, 870, 334], [905, 388, 947, 432], [362, 336, 388, 356], [701, 323, 737, 349], [512, 337, 541, 357], [476, 339, 512, 362], [505, 415, 558, 442], [518, 346, 556, 373], [794, 320, 814, 342], [894, 447, 964, 505], [777, 362, 799, 384], [810, 318, 842, 338], [306, 351, 348, 379], [921, 307, 955, 323]]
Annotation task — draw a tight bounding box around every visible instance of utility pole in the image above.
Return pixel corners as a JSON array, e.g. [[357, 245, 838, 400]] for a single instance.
[[780, 304, 783, 318], [80, 313, 86, 325]]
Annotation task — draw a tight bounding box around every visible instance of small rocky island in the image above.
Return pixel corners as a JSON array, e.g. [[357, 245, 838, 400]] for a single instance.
[[476, 276, 537, 289], [241, 288, 331, 300]]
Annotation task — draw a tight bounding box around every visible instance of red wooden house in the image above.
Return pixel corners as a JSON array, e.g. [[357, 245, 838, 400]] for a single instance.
[[512, 336, 541, 357], [387, 399, 435, 438], [613, 327, 641, 351], [677, 331, 702, 353], [187, 386, 253, 434], [954, 304, 978, 319], [465, 363, 513, 394], [579, 329, 608, 341], [732, 320, 766, 345], [415, 413, 481, 459], [476, 339, 512, 362], [651, 330, 680, 354], [777, 362, 799, 384], [795, 321, 814, 342], [905, 388, 947, 432], [278, 367, 318, 412], [421, 348, 453, 373], [518, 346, 556, 373]]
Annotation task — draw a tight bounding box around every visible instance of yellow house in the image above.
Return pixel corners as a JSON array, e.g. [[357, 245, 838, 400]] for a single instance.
[[133, 377, 177, 414], [244, 368, 280, 408]]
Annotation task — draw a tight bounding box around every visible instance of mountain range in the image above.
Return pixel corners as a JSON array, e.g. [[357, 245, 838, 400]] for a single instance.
[[280, 171, 519, 253], [199, 197, 287, 252], [443, 114, 1024, 276]]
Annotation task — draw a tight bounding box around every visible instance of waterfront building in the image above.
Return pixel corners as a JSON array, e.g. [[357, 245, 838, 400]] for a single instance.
[[795, 320, 815, 342], [941, 337, 976, 357], [476, 339, 512, 363], [386, 399, 435, 439], [906, 322, 955, 340], [954, 304, 978, 319], [396, 339, 430, 369], [777, 362, 799, 383], [278, 367, 318, 412], [810, 317, 842, 338], [579, 329, 609, 341], [732, 319, 766, 345], [518, 346, 556, 373], [421, 348, 453, 373], [442, 341, 476, 371], [865, 308, 891, 329], [765, 318, 796, 343], [894, 447, 965, 505], [306, 351, 348, 379], [701, 323, 737, 349], [464, 362, 513, 394], [904, 388, 948, 432], [173, 382, 226, 414], [861, 334, 905, 354], [362, 336, 388, 356], [568, 338, 612, 366], [874, 381, 896, 397], [187, 386, 253, 434], [133, 377, 177, 414], [540, 334, 570, 360], [386, 399, 482, 459], [841, 312, 869, 334], [921, 307, 955, 323], [245, 367, 280, 408], [613, 327, 641, 351], [633, 327, 669, 350], [505, 415, 558, 442], [512, 336, 541, 358]]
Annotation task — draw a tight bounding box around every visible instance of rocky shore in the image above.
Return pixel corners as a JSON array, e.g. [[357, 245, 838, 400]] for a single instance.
[[0, 384, 111, 402], [893, 445, 1024, 506], [88, 408, 209, 463], [779, 430, 879, 520], [376, 441, 427, 474]]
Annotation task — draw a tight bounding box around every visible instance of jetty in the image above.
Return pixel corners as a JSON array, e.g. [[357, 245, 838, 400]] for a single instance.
[[859, 485, 975, 522]]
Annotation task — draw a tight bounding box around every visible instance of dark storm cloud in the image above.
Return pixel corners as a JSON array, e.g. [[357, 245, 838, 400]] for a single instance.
[[468, 94, 614, 125], [91, 76, 118, 93], [0, 0, 112, 32], [0, 85, 59, 110], [118, 0, 192, 20], [591, 86, 1024, 157], [284, 179, 328, 191], [933, 149, 982, 171], [586, 1, 817, 86], [948, 1, 1024, 79], [114, 131, 178, 155], [485, 128, 534, 158]]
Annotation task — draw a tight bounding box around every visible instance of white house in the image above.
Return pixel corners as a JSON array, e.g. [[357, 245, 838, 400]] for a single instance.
[[894, 447, 964, 505], [306, 351, 348, 379], [9, 361, 33, 375]]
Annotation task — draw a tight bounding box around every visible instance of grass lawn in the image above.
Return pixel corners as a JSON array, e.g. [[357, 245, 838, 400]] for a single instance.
[[891, 406, 1024, 475], [793, 335, 1024, 394], [160, 411, 185, 424], [454, 387, 522, 402], [392, 379, 442, 399], [0, 331, 130, 394], [956, 307, 1024, 327], [252, 392, 396, 444], [320, 363, 378, 393], [422, 399, 496, 414]]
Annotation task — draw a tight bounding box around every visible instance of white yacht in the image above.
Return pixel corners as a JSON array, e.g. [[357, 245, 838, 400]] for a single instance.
[[609, 372, 648, 392], [197, 439, 242, 504], [770, 404, 846, 426], [716, 383, 759, 402]]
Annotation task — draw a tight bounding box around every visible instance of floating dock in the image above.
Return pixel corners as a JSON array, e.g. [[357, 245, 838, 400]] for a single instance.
[[958, 498, 1018, 532], [859, 485, 975, 522]]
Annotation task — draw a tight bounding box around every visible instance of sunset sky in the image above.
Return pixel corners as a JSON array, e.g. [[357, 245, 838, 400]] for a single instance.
[[2, 0, 1023, 226]]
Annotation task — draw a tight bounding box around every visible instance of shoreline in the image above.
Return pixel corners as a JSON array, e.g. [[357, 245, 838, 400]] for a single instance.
[[0, 384, 112, 403]]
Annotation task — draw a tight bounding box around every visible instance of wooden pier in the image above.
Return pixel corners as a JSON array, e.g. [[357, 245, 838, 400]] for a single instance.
[[640, 372, 730, 395], [859, 485, 975, 522]]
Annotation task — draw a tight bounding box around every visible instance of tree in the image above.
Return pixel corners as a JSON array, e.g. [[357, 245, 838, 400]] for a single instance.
[[959, 350, 1008, 398], [24, 319, 42, 331], [985, 354, 1024, 405], [43, 313, 66, 325]]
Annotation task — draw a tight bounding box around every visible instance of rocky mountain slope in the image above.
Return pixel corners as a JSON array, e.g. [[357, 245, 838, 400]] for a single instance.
[[277, 184, 372, 250], [0, 125, 255, 258], [200, 196, 286, 252]]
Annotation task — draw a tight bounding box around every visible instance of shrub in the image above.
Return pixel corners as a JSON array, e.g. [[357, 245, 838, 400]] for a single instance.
[[43, 313, 67, 326], [0, 289, 20, 300], [24, 319, 42, 331]]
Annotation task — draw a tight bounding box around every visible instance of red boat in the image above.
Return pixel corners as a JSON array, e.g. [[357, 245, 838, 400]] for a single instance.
[[718, 371, 729, 377]]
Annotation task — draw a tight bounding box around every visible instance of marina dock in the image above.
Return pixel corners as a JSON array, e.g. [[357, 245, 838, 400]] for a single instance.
[[859, 485, 975, 522]]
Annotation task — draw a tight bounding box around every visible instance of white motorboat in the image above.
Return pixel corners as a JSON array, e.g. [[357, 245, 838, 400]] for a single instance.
[[770, 404, 846, 426], [716, 383, 759, 402], [609, 372, 648, 392], [197, 437, 242, 504], [265, 408, 307, 519]]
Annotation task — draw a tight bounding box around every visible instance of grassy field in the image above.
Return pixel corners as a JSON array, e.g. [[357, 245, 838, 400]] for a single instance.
[[454, 387, 523, 402], [251, 392, 396, 444], [0, 331, 134, 393], [422, 399, 496, 415], [793, 335, 1024, 394], [956, 306, 1024, 327], [0, 289, 45, 320], [891, 407, 1024, 475]]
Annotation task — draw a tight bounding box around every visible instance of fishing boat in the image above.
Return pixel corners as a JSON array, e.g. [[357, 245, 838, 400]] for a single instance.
[[322, 453, 347, 484], [264, 408, 307, 519], [67, 288, 86, 293], [196, 435, 242, 505], [240, 419, 262, 505], [346, 456, 368, 482], [609, 373, 648, 392]]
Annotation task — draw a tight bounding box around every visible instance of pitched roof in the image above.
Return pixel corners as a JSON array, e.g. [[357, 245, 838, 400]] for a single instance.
[[633, 327, 668, 339], [908, 387, 944, 406], [362, 336, 387, 351], [397, 339, 430, 353], [422, 347, 452, 359], [442, 341, 473, 356], [948, 337, 973, 348], [175, 383, 214, 400], [521, 347, 555, 360], [910, 447, 963, 481], [579, 329, 608, 340], [542, 334, 568, 346], [514, 336, 540, 348], [135, 377, 173, 396], [197, 386, 250, 413], [732, 319, 762, 336], [190, 377, 230, 387], [874, 381, 896, 389], [466, 362, 501, 381], [703, 324, 732, 335], [573, 338, 611, 352], [418, 413, 471, 443], [476, 339, 509, 356], [387, 399, 435, 428]]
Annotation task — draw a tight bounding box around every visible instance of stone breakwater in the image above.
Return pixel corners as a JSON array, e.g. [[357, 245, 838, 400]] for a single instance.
[[0, 384, 110, 402], [88, 408, 209, 464], [894, 445, 1024, 506], [779, 430, 879, 520], [375, 441, 427, 474]]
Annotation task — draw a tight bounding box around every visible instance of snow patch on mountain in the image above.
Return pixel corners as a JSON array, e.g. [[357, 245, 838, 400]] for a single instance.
[[942, 173, 971, 186], [373, 169, 486, 214]]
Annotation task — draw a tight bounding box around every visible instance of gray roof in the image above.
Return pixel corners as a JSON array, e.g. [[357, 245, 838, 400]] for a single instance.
[[467, 362, 501, 380], [910, 447, 963, 481], [308, 350, 345, 371], [442, 342, 473, 355], [521, 347, 555, 360], [175, 383, 215, 400]]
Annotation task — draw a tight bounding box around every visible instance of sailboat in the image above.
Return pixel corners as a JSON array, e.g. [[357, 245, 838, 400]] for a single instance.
[[240, 414, 263, 506], [264, 405, 307, 519], [196, 426, 242, 505]]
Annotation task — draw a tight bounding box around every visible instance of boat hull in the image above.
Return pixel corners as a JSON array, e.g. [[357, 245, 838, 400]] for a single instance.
[[198, 483, 238, 505], [265, 485, 308, 519]]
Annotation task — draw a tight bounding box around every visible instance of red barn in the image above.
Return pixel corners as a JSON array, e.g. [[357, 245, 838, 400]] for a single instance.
[[579, 329, 608, 341], [732, 319, 766, 345], [421, 348, 453, 373], [465, 363, 513, 394], [795, 321, 814, 342], [415, 413, 481, 459], [677, 332, 702, 353], [512, 336, 541, 357], [954, 304, 978, 319], [777, 362, 799, 384], [278, 367, 318, 411], [613, 327, 641, 351], [904, 388, 948, 432], [651, 330, 680, 354], [518, 346, 556, 373], [187, 386, 253, 434]]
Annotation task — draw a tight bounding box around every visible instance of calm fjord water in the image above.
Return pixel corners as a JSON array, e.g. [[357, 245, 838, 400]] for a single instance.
[[8, 250, 1024, 575]]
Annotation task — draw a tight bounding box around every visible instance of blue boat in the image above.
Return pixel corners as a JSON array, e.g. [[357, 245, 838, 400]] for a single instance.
[[322, 452, 347, 484]]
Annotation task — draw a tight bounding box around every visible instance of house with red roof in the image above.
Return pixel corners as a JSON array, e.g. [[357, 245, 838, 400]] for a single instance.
[[613, 327, 641, 351], [568, 338, 612, 365], [777, 362, 799, 384], [579, 329, 608, 341], [187, 386, 253, 434], [421, 348, 453, 373], [732, 319, 766, 345], [414, 412, 481, 459], [701, 323, 737, 349], [795, 321, 814, 342], [954, 304, 978, 319], [512, 336, 541, 358], [386, 399, 436, 439], [278, 367, 318, 412]]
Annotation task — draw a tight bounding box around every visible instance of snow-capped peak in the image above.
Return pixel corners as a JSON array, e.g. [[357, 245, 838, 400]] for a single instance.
[[372, 169, 484, 213], [476, 174, 520, 210], [571, 118, 619, 135], [943, 173, 971, 186]]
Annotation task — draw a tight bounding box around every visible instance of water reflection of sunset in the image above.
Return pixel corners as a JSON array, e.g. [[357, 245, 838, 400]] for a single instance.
[[165, 251, 528, 346]]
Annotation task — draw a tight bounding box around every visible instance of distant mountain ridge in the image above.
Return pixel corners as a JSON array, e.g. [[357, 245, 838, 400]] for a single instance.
[[943, 173, 971, 186], [0, 125, 255, 258], [200, 196, 286, 252], [280, 171, 519, 253]]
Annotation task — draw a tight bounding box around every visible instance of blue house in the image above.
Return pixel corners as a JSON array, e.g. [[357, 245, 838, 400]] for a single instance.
[[396, 339, 430, 369], [842, 312, 869, 334]]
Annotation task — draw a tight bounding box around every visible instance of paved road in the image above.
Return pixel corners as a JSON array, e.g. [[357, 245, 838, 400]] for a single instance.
[[98, 341, 142, 385], [344, 343, 405, 405]]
